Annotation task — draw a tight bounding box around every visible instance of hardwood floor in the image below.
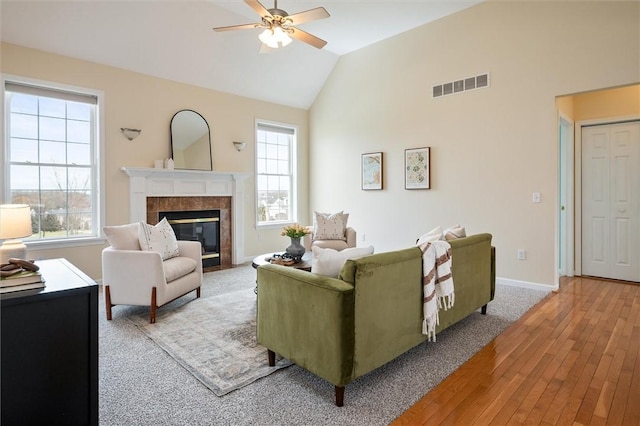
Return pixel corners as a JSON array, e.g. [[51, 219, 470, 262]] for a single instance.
[[392, 276, 640, 425]]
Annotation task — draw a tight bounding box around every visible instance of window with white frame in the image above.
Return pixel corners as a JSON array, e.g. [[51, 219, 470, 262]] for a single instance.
[[255, 121, 297, 226], [4, 79, 102, 243]]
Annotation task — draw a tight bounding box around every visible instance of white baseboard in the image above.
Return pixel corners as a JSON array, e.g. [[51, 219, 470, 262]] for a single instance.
[[496, 277, 557, 292]]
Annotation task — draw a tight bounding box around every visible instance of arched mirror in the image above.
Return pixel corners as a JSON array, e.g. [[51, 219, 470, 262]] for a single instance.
[[170, 110, 212, 171]]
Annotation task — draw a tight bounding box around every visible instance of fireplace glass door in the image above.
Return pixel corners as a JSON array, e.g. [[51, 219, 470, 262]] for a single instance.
[[159, 210, 220, 267]]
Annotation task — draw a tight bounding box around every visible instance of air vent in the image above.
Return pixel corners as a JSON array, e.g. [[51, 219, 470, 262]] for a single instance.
[[432, 73, 490, 98]]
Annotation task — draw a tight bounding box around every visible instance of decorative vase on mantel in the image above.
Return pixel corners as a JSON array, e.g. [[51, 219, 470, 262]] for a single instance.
[[285, 237, 305, 258]]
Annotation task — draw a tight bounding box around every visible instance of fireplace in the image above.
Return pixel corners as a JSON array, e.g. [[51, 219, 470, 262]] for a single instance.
[[121, 167, 249, 266], [160, 210, 221, 268], [147, 196, 232, 269]]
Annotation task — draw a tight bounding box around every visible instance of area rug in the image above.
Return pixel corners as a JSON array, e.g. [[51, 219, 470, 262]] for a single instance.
[[127, 288, 292, 396]]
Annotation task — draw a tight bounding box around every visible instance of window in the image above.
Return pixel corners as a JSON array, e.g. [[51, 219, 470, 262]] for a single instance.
[[255, 121, 297, 226], [3, 78, 103, 245]]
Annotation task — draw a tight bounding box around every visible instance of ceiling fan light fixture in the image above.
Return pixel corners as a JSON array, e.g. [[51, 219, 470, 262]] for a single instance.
[[213, 0, 329, 50], [274, 26, 292, 47], [259, 26, 292, 48], [258, 28, 272, 44]]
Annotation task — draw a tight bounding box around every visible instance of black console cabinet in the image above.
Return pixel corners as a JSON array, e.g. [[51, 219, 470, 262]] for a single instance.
[[1, 258, 98, 425]]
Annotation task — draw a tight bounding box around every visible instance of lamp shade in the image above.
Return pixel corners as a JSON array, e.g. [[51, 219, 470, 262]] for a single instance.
[[259, 26, 292, 49], [0, 204, 32, 240]]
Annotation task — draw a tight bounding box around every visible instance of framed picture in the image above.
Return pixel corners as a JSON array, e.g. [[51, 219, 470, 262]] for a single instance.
[[362, 152, 383, 190], [405, 147, 430, 189]]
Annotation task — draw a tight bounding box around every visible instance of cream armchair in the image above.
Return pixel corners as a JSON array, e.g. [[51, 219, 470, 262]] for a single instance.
[[102, 235, 203, 324], [303, 226, 357, 252]]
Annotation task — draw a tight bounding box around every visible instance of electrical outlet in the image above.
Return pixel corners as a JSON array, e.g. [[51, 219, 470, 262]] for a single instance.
[[517, 249, 526, 260]]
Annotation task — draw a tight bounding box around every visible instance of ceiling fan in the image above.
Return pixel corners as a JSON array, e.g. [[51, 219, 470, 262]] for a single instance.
[[213, 0, 330, 49]]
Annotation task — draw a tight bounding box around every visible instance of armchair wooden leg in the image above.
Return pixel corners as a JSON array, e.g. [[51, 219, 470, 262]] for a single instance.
[[105, 285, 113, 320], [196, 287, 201, 298], [481, 304, 488, 315], [335, 386, 344, 407], [267, 349, 276, 367], [150, 287, 157, 324]]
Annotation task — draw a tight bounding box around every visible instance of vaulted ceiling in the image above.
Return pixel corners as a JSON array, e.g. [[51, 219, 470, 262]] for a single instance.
[[1, 1, 481, 109]]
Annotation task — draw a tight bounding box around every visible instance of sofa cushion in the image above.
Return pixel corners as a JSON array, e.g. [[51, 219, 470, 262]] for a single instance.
[[312, 245, 374, 278], [138, 217, 180, 260], [444, 224, 466, 241], [312, 239, 349, 251], [163, 256, 198, 282], [103, 223, 141, 250], [313, 211, 349, 241]]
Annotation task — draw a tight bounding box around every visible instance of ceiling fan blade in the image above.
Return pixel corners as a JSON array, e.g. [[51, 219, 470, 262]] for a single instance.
[[213, 23, 258, 32], [287, 7, 330, 25], [244, 0, 272, 18], [289, 28, 327, 49]]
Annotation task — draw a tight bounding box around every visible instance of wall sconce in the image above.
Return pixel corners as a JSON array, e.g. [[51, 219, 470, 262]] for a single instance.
[[121, 128, 142, 141], [233, 141, 247, 152]]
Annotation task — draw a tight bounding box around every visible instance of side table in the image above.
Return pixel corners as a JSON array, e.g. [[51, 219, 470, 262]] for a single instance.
[[1, 258, 98, 425], [251, 251, 313, 293], [251, 251, 313, 271]]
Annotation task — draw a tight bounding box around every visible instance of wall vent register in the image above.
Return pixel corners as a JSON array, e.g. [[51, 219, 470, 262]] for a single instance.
[[432, 73, 490, 98]]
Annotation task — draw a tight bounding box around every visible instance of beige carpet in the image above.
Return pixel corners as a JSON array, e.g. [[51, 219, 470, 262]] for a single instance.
[[100, 265, 551, 424], [128, 287, 291, 396]]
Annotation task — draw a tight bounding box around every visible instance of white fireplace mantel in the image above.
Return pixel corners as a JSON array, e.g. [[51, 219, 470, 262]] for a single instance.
[[121, 167, 250, 264]]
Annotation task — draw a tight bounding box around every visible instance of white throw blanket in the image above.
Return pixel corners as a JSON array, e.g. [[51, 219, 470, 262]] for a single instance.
[[418, 240, 455, 341]]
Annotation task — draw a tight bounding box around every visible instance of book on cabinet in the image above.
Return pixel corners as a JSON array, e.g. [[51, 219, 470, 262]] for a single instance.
[[0, 281, 46, 294], [0, 271, 45, 287]]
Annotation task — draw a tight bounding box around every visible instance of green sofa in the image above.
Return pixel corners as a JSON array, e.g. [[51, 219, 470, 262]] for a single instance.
[[256, 233, 495, 406]]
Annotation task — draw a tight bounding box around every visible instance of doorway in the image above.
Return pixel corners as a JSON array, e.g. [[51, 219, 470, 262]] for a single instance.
[[558, 114, 574, 277]]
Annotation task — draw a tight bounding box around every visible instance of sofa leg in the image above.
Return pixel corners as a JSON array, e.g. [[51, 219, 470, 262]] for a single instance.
[[105, 285, 113, 320], [481, 304, 487, 315], [150, 287, 157, 324], [335, 386, 344, 407], [196, 286, 201, 298], [267, 349, 275, 367]]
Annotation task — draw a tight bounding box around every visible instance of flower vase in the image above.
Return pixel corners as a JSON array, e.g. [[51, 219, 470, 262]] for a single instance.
[[285, 237, 305, 258]]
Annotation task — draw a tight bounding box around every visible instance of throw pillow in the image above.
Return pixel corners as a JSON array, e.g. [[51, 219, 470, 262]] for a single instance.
[[311, 245, 374, 278], [313, 211, 349, 241], [103, 223, 141, 250], [444, 224, 466, 241], [417, 226, 443, 245], [138, 217, 180, 260]]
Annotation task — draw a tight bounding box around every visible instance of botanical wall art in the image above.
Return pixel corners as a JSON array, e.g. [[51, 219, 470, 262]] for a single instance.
[[362, 152, 383, 190], [405, 147, 430, 189]]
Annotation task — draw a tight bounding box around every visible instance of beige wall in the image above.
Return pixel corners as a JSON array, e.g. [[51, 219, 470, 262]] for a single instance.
[[309, 1, 640, 287], [573, 85, 640, 122], [1, 42, 310, 279]]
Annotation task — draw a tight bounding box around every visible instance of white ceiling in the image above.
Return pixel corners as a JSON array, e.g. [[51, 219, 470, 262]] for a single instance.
[[1, 0, 481, 109]]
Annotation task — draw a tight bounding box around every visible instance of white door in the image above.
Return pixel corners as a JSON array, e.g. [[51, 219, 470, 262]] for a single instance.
[[582, 121, 640, 282]]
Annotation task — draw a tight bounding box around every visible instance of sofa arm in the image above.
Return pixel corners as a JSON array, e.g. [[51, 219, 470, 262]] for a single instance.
[[177, 240, 203, 277], [345, 227, 356, 248], [256, 264, 356, 386], [102, 247, 166, 305], [440, 233, 495, 329]]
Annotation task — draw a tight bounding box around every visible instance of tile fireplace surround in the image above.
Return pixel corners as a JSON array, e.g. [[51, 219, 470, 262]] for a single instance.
[[121, 167, 249, 265]]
